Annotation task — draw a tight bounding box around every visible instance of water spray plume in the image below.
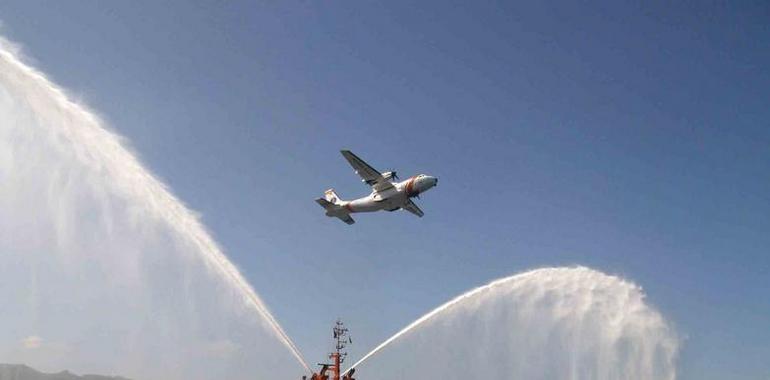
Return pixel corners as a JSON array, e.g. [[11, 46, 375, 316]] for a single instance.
[[347, 267, 678, 379], [0, 37, 309, 378]]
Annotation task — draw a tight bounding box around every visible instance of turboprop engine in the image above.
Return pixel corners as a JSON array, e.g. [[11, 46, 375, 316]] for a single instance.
[[381, 171, 398, 181]]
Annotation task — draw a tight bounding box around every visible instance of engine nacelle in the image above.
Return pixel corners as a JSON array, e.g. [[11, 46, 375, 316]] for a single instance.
[[382, 171, 397, 180]]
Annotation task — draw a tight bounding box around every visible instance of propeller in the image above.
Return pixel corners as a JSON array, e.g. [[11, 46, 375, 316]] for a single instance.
[[390, 171, 399, 181]]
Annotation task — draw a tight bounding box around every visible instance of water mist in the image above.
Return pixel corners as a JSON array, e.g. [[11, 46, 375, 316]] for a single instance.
[[0, 38, 308, 379], [350, 267, 678, 380]]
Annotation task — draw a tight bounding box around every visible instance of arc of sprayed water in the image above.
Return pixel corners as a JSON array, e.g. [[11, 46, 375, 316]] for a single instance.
[[344, 267, 678, 379], [343, 268, 557, 374], [191, 232, 312, 374], [0, 39, 311, 375]]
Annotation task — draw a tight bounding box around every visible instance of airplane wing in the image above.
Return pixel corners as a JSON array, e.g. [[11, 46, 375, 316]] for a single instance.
[[340, 150, 395, 192], [402, 199, 424, 217]]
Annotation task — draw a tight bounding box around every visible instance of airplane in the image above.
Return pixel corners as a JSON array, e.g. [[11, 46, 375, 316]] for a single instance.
[[315, 150, 438, 225]]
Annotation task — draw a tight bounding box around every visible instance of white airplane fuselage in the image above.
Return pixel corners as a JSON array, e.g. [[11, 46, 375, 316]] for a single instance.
[[340, 174, 438, 214], [321, 174, 437, 222]]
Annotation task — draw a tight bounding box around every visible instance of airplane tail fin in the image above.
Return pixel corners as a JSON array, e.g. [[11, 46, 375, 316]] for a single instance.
[[324, 189, 343, 205], [315, 190, 355, 225]]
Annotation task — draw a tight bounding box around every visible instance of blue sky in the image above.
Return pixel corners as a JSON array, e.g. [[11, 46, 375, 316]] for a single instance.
[[1, 1, 768, 378]]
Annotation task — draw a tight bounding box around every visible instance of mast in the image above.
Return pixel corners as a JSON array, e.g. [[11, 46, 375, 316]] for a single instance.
[[330, 319, 349, 380], [305, 320, 356, 380]]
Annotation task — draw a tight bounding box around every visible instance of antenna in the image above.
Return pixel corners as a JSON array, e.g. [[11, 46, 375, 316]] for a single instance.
[[333, 319, 350, 361]]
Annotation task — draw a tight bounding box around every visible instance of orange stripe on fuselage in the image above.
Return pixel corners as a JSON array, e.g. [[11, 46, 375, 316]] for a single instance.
[[345, 203, 354, 212], [405, 176, 418, 197]]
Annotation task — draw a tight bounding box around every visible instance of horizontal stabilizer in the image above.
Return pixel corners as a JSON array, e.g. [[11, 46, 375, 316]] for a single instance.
[[316, 198, 355, 225], [338, 214, 355, 225], [315, 198, 334, 210]]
